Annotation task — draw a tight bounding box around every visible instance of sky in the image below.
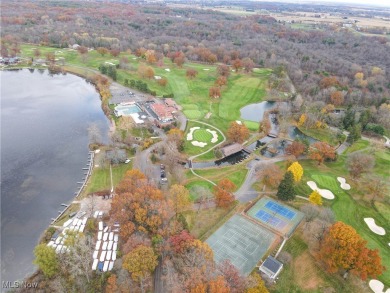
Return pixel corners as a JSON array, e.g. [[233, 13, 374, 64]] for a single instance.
[[254, 0, 390, 8]]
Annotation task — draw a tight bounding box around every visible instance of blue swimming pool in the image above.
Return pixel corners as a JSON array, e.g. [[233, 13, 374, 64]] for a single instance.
[[115, 104, 141, 116]]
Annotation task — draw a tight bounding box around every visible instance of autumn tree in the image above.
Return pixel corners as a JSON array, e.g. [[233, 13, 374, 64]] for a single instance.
[[123, 245, 158, 292], [33, 48, 41, 57], [285, 141, 306, 158], [232, 59, 242, 72], [209, 86, 221, 99], [245, 273, 269, 293], [186, 68, 198, 79], [363, 175, 388, 203], [33, 244, 59, 278], [346, 152, 375, 179], [213, 179, 236, 208], [276, 171, 295, 201], [242, 57, 255, 73], [77, 45, 88, 55], [105, 274, 118, 293], [218, 260, 246, 293], [170, 230, 195, 254], [110, 48, 120, 57], [257, 165, 284, 189], [145, 49, 157, 63], [167, 128, 184, 149], [97, 47, 109, 56], [318, 222, 384, 280], [287, 161, 303, 182], [208, 276, 230, 293], [217, 64, 230, 77], [169, 184, 191, 217], [330, 91, 344, 106], [227, 122, 250, 144], [157, 77, 168, 87], [309, 142, 336, 165], [215, 76, 228, 87], [309, 190, 322, 205]]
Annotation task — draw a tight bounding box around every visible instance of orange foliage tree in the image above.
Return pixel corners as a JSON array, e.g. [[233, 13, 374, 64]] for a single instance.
[[257, 165, 284, 189], [318, 222, 384, 280], [186, 68, 198, 79], [227, 122, 249, 143], [309, 142, 336, 165], [330, 91, 344, 106], [209, 86, 221, 99], [285, 141, 306, 158], [213, 179, 236, 208]]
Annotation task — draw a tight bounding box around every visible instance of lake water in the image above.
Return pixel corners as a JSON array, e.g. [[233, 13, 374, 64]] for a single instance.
[[1, 69, 109, 283], [240, 101, 276, 122]]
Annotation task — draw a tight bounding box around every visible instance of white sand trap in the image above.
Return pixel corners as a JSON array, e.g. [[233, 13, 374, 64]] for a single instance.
[[369, 280, 390, 293], [186, 127, 200, 141], [235, 120, 242, 125], [206, 129, 218, 143], [337, 177, 351, 190], [154, 75, 161, 80], [165, 68, 170, 72], [192, 141, 207, 147], [203, 68, 210, 71], [94, 149, 100, 154], [364, 218, 386, 235], [307, 181, 335, 200]]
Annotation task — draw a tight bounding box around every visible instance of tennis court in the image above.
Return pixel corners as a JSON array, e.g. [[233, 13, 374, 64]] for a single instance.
[[206, 214, 279, 276], [247, 197, 304, 236]]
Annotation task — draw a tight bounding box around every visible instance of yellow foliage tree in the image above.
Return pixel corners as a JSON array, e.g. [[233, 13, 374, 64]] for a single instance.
[[297, 114, 306, 127], [309, 190, 322, 205], [287, 162, 303, 182]]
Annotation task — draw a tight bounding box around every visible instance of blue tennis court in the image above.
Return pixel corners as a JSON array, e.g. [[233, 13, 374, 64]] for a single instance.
[[265, 201, 296, 220], [254, 210, 286, 229]]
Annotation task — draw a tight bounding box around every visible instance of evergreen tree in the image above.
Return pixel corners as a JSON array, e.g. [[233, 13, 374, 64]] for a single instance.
[[276, 171, 295, 201], [343, 107, 355, 130], [347, 123, 361, 144]]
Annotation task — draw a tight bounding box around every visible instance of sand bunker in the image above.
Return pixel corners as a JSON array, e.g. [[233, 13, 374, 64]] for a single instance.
[[337, 177, 351, 190], [187, 127, 200, 141], [307, 181, 335, 200], [206, 129, 218, 143], [192, 141, 207, 147], [364, 218, 386, 235], [369, 280, 390, 293], [203, 68, 210, 71], [165, 68, 170, 72]]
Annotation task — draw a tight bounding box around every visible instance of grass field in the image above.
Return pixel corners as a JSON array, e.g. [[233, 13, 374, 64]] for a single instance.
[[183, 121, 223, 157], [295, 153, 390, 286], [19, 44, 270, 133]]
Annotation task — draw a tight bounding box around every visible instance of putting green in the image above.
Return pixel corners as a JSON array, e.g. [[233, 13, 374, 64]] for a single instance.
[[193, 129, 213, 143], [311, 175, 340, 192], [184, 109, 202, 119]]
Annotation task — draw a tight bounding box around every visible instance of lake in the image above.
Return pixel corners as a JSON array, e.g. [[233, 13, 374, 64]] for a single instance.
[[240, 101, 276, 122], [0, 69, 109, 283]]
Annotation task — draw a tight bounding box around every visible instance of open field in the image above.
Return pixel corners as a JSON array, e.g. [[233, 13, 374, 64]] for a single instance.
[[20, 44, 270, 133]]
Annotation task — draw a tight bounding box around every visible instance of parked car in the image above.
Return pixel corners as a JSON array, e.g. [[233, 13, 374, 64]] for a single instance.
[[160, 164, 165, 170]]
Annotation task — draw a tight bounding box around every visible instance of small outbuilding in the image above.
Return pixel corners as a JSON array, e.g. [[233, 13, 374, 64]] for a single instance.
[[221, 143, 243, 157], [259, 256, 283, 280]]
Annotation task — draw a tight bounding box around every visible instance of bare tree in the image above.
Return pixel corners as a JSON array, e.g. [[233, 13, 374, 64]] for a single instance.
[[87, 123, 102, 145]]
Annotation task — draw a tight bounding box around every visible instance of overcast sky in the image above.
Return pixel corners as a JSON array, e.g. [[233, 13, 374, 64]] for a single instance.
[[255, 0, 390, 8]]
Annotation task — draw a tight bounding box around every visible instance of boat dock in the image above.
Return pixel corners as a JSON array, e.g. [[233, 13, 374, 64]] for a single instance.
[[51, 151, 95, 224]]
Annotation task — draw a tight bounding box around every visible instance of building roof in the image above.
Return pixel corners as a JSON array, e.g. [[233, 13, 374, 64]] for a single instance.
[[259, 256, 283, 279], [150, 103, 174, 121], [221, 143, 243, 157], [164, 98, 177, 108]]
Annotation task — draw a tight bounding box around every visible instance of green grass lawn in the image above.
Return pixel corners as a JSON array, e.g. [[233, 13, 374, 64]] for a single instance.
[[298, 127, 343, 146], [20, 44, 270, 134], [297, 157, 390, 286], [345, 139, 370, 154], [183, 121, 223, 157]]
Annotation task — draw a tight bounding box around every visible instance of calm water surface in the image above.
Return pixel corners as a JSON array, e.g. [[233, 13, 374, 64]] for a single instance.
[[1, 69, 109, 283]]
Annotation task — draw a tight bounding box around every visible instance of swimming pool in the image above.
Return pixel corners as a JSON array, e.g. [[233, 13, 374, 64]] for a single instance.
[[114, 104, 141, 116]]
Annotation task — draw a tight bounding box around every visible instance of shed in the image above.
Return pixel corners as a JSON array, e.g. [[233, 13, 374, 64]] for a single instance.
[[259, 256, 283, 279], [221, 143, 243, 157]]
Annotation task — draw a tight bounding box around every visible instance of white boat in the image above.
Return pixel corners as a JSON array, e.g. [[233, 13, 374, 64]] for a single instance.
[[109, 232, 114, 241], [55, 245, 62, 254], [98, 231, 102, 240], [93, 211, 99, 218], [102, 241, 108, 250], [107, 241, 113, 251], [95, 240, 101, 250], [79, 224, 85, 233], [103, 233, 108, 241], [93, 250, 99, 259], [63, 219, 73, 227], [104, 226, 109, 233], [98, 221, 103, 231], [99, 250, 106, 262], [72, 218, 78, 226], [55, 236, 63, 245], [113, 243, 118, 251], [108, 261, 114, 271], [103, 261, 109, 272], [112, 251, 117, 261], [114, 234, 119, 242], [92, 259, 98, 270], [82, 217, 88, 225], [47, 241, 55, 247], [106, 250, 112, 261]]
